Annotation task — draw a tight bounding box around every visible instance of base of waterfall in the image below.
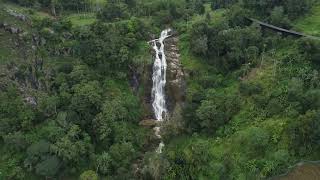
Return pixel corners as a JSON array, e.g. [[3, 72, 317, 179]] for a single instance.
[[154, 126, 165, 153], [156, 142, 165, 153], [139, 119, 158, 127], [138, 119, 165, 153]]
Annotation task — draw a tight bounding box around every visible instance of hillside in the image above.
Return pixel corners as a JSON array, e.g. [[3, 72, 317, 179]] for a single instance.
[[0, 0, 320, 179], [295, 3, 320, 36]]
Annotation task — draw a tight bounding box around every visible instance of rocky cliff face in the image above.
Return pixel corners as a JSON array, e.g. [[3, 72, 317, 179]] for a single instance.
[[139, 33, 185, 124], [164, 36, 186, 115]]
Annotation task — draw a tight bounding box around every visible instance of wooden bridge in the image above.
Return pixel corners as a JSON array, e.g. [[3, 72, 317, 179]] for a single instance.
[[248, 18, 320, 40]]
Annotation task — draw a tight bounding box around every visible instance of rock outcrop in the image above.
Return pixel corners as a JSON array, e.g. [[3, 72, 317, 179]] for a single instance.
[[139, 119, 158, 127], [164, 36, 186, 114], [0, 23, 23, 34], [6, 9, 28, 21]]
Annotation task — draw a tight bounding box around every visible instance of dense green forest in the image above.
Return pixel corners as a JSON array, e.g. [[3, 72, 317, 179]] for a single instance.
[[1, 0, 320, 179]]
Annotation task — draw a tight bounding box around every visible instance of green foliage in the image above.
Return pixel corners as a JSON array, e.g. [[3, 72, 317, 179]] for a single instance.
[[96, 152, 112, 175], [239, 81, 262, 96], [0, 86, 35, 136], [36, 93, 59, 116], [227, 4, 251, 27], [23, 140, 61, 177], [71, 81, 103, 121], [51, 125, 93, 164], [109, 142, 136, 175], [75, 18, 148, 75], [66, 13, 96, 27], [58, 0, 90, 11], [284, 0, 313, 19], [297, 38, 320, 65], [269, 6, 291, 29], [97, 1, 129, 22], [188, 16, 262, 71], [3, 131, 27, 151], [241, 0, 314, 20], [162, 1, 320, 179], [35, 156, 60, 177], [237, 127, 270, 155], [164, 138, 214, 179], [211, 0, 237, 9], [1, 0, 320, 179], [141, 152, 170, 179], [287, 110, 320, 156], [6, 0, 90, 12], [294, 4, 320, 36], [80, 170, 99, 180], [93, 90, 144, 146], [196, 89, 240, 133]]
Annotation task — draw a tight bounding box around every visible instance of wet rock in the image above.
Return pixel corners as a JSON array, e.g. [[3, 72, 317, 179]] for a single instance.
[[0, 23, 8, 29], [10, 27, 20, 34], [25, 96, 37, 107], [145, 30, 185, 118], [139, 119, 158, 127], [1, 24, 22, 34]]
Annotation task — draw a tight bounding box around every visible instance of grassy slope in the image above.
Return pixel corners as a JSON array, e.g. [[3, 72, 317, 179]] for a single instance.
[[294, 3, 320, 36], [5, 1, 98, 27], [3, 2, 52, 20], [0, 2, 90, 68], [65, 13, 96, 27], [0, 2, 56, 65], [0, 3, 29, 65]]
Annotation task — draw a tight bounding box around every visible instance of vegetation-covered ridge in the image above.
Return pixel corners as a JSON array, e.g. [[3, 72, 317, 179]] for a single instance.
[[248, 18, 320, 40], [0, 0, 320, 179]]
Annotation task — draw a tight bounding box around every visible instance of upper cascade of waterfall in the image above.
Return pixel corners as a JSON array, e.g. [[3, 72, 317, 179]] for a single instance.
[[151, 29, 171, 121]]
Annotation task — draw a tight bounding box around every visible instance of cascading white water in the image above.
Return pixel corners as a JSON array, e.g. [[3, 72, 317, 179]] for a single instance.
[[151, 29, 171, 121], [150, 29, 171, 153]]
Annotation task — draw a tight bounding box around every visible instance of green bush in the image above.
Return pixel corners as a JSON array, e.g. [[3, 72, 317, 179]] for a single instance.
[[239, 81, 262, 96]]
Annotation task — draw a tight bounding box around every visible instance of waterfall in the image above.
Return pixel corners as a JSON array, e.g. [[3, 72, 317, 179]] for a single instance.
[[151, 29, 171, 121], [150, 29, 171, 153]]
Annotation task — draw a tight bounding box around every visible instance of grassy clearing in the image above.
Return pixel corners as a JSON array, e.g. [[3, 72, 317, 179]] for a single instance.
[[294, 4, 320, 36], [65, 13, 96, 27]]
